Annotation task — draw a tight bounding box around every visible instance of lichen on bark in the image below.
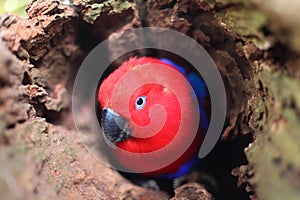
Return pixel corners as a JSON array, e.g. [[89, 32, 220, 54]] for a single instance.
[[243, 64, 300, 200], [0, 0, 300, 199]]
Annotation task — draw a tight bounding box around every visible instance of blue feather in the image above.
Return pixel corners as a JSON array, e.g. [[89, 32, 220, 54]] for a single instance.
[[157, 58, 210, 179], [157, 156, 199, 179]]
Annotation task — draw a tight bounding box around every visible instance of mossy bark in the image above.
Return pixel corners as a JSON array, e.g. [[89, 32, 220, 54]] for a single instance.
[[0, 0, 299, 199]]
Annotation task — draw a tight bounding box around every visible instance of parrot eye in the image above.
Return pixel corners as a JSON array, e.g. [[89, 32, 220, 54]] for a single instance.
[[135, 96, 147, 110]]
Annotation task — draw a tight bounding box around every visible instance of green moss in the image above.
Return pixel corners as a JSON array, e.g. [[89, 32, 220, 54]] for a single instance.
[[214, 0, 267, 47], [247, 111, 300, 200], [246, 65, 300, 199], [0, 118, 79, 198], [81, 0, 134, 24], [255, 0, 300, 53], [27, 68, 48, 87], [0, 0, 30, 18], [109, 0, 133, 14]]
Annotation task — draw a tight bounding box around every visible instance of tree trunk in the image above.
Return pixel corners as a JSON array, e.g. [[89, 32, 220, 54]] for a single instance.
[[0, 0, 299, 199]]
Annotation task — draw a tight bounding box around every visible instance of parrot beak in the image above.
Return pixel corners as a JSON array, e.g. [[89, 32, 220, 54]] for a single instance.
[[101, 107, 131, 148]]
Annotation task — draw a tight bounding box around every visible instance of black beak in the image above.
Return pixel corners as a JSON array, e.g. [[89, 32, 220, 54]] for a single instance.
[[101, 107, 131, 148]]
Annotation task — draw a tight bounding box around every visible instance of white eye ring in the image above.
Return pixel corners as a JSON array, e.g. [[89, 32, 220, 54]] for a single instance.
[[135, 96, 147, 110]]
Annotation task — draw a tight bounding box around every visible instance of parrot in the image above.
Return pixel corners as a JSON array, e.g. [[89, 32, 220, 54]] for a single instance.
[[97, 56, 210, 183]]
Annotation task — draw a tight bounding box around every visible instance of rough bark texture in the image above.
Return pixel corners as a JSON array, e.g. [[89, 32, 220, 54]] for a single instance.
[[0, 0, 299, 199]]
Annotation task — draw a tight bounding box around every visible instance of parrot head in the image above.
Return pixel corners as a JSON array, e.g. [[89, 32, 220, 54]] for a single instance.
[[98, 57, 185, 151]]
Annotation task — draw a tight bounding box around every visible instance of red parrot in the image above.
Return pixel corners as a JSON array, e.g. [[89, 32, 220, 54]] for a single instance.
[[98, 57, 210, 179]]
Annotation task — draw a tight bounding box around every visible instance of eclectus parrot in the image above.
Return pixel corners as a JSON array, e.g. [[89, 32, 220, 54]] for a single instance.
[[98, 57, 210, 179]]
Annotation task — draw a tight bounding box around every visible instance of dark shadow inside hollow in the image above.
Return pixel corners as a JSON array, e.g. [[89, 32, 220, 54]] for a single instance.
[[60, 12, 255, 198], [40, 16, 253, 198]]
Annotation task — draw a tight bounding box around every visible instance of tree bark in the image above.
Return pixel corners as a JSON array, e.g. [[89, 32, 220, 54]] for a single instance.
[[0, 0, 299, 199]]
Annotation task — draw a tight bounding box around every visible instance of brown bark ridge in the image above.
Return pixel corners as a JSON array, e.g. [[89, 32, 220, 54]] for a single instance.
[[0, 0, 299, 199]]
